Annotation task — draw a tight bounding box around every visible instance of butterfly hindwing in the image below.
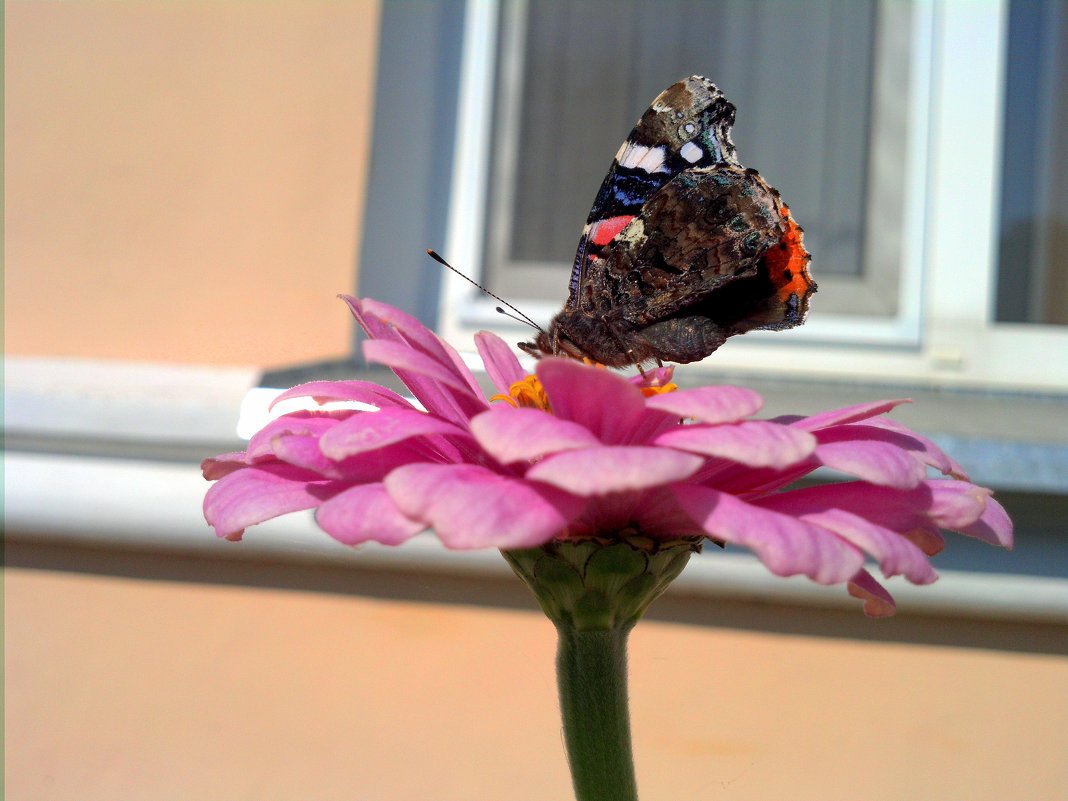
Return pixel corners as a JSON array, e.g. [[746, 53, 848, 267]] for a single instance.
[[556, 164, 813, 366]]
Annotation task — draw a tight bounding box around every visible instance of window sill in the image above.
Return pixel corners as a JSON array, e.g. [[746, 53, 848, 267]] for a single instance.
[[6, 356, 1066, 624], [6, 450, 1065, 626]]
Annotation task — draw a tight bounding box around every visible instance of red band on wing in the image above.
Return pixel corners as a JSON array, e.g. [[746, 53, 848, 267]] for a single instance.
[[588, 215, 635, 247]]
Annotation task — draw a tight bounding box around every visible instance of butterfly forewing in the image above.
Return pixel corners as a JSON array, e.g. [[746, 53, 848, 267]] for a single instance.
[[568, 76, 738, 305]]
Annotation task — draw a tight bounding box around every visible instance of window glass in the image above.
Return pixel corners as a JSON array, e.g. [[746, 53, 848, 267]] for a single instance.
[[996, 0, 1068, 326]]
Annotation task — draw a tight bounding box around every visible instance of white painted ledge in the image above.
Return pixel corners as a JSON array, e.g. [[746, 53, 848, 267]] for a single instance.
[[6, 356, 259, 444]]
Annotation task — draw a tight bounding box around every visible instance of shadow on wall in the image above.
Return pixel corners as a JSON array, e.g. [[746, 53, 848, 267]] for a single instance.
[[6, 537, 1066, 657]]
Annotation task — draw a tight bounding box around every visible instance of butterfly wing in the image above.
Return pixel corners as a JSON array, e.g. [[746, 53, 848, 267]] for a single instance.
[[567, 76, 738, 306], [566, 163, 815, 364], [522, 77, 815, 367]]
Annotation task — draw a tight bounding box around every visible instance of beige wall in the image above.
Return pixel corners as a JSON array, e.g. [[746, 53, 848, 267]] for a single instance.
[[5, 552, 1067, 801], [5, 0, 380, 366]]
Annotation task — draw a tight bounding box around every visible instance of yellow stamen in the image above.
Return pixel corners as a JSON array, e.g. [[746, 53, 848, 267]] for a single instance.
[[491, 374, 552, 412], [490, 367, 676, 411]]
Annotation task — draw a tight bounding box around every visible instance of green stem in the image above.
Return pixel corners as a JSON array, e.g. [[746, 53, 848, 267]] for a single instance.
[[556, 625, 638, 801], [502, 536, 700, 801]]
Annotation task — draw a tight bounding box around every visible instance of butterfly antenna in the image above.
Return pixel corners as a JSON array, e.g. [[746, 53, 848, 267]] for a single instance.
[[426, 249, 544, 332]]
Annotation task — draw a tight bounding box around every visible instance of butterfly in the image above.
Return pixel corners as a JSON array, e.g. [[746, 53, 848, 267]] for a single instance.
[[519, 76, 815, 367]]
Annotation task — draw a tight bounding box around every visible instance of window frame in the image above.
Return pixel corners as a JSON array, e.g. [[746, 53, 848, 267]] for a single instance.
[[437, 0, 1068, 393]]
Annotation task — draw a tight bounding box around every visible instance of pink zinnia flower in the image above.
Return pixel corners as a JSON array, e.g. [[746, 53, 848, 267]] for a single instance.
[[202, 296, 1012, 617]]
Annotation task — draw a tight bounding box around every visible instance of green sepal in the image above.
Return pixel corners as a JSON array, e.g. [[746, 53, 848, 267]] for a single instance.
[[502, 533, 702, 632]]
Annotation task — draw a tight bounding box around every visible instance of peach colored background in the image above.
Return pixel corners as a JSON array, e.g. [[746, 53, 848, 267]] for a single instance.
[[5, 2, 1067, 800], [5, 0, 379, 366], [6, 558, 1067, 801]]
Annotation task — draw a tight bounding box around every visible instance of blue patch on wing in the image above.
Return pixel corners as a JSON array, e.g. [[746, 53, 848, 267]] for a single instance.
[[589, 169, 670, 221]]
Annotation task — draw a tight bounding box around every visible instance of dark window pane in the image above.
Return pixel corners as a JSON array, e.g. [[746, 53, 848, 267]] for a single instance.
[[996, 0, 1068, 326]]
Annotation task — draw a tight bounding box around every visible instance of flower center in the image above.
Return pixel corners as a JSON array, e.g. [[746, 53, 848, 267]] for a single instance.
[[491, 367, 677, 411]]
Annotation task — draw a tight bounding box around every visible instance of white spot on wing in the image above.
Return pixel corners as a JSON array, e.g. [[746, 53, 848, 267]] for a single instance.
[[681, 141, 703, 163], [635, 145, 668, 173], [618, 219, 646, 243], [618, 142, 650, 169]]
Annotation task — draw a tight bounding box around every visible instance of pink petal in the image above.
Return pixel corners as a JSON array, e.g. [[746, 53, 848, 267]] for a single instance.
[[315, 483, 425, 545], [786, 399, 912, 431], [344, 297, 487, 425], [925, 481, 995, 529], [955, 493, 1014, 548], [527, 446, 705, 496], [536, 358, 652, 445], [567, 487, 708, 540], [758, 493, 937, 584], [362, 339, 488, 424], [469, 406, 601, 463], [815, 438, 927, 488], [270, 434, 437, 481], [384, 463, 585, 549], [774, 480, 999, 542], [904, 528, 946, 556], [269, 380, 413, 411], [628, 366, 676, 388], [698, 460, 821, 499], [345, 296, 455, 370], [362, 339, 474, 395], [862, 417, 970, 479], [847, 570, 898, 617], [247, 410, 352, 460], [475, 331, 526, 393], [203, 463, 345, 541], [655, 421, 816, 469], [345, 296, 485, 398], [645, 385, 764, 423], [777, 482, 933, 532], [672, 485, 864, 583], [201, 452, 251, 480], [270, 434, 347, 477], [318, 407, 473, 460]]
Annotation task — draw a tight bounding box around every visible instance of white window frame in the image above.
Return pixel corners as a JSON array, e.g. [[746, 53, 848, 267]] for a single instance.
[[439, 0, 1068, 393]]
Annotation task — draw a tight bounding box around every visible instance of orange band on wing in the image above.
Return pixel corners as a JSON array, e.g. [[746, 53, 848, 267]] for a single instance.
[[766, 208, 813, 300]]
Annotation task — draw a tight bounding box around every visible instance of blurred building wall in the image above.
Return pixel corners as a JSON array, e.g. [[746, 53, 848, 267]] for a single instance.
[[5, 0, 381, 366], [5, 555, 1068, 801]]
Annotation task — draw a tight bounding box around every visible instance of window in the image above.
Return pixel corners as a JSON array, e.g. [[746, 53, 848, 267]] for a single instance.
[[483, 0, 912, 322], [438, 0, 1068, 390]]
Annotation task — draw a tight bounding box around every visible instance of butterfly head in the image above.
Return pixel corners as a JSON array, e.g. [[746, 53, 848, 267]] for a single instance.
[[518, 324, 591, 363]]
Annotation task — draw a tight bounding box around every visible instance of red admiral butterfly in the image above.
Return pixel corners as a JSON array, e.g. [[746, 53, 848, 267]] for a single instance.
[[519, 76, 815, 367]]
